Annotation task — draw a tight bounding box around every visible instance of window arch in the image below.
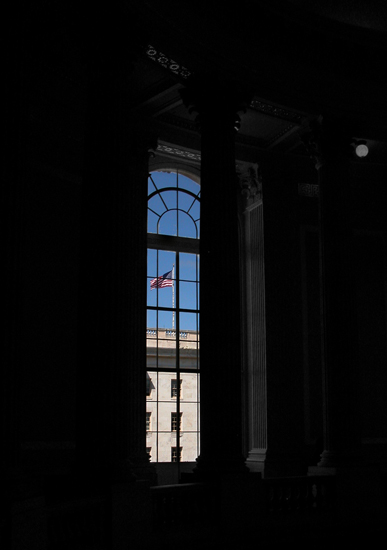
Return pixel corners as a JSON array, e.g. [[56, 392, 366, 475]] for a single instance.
[[147, 172, 200, 239], [146, 169, 200, 470]]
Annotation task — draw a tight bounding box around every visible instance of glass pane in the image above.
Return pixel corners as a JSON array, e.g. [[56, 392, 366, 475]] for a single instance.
[[146, 344, 157, 371], [178, 173, 199, 194], [180, 281, 197, 310], [181, 403, 198, 427], [180, 341, 198, 370], [147, 210, 158, 234], [160, 189, 177, 210], [146, 372, 156, 399], [152, 171, 177, 189], [148, 177, 157, 195], [180, 311, 198, 332], [179, 253, 198, 281], [148, 193, 166, 217], [147, 249, 157, 277], [157, 343, 176, 370], [158, 309, 175, 331], [159, 210, 177, 236], [181, 373, 198, 402], [147, 279, 157, 306], [177, 190, 196, 212], [187, 199, 200, 222], [157, 287, 174, 309], [158, 250, 176, 277], [147, 309, 157, 330], [178, 210, 196, 238]]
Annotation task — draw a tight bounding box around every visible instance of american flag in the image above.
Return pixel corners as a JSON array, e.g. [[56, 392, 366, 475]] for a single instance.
[[150, 269, 173, 290]]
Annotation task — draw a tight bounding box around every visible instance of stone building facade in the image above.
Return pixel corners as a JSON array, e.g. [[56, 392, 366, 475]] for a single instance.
[[146, 328, 200, 463]]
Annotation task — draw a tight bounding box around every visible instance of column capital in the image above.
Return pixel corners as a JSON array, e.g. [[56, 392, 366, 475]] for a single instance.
[[300, 116, 354, 169], [179, 75, 253, 132], [236, 161, 262, 206]]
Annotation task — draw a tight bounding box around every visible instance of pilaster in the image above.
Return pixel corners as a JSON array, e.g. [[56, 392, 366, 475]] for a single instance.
[[236, 163, 267, 472], [240, 154, 306, 477]]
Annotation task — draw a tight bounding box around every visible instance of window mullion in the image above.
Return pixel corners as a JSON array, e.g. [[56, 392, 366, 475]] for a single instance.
[[176, 253, 181, 471]]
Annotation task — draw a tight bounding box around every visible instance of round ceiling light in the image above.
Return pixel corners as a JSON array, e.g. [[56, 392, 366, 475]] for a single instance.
[[355, 143, 369, 158]]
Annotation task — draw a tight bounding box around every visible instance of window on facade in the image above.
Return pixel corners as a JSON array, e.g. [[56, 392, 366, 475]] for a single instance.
[[171, 379, 182, 398], [146, 169, 200, 463], [146, 412, 151, 431], [171, 447, 183, 463], [146, 374, 152, 397], [171, 412, 182, 432]]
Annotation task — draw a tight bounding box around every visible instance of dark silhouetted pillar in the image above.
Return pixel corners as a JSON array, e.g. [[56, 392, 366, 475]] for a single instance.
[[181, 78, 251, 477], [303, 116, 360, 468], [76, 16, 155, 488]]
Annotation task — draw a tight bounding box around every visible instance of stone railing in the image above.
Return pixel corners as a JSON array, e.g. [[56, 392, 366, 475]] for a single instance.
[[146, 328, 190, 339], [46, 496, 106, 549], [263, 475, 336, 517], [151, 482, 208, 530], [150, 474, 336, 535], [165, 330, 188, 338]]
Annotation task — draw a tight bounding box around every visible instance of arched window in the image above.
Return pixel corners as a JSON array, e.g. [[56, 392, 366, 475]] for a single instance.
[[146, 170, 200, 469]]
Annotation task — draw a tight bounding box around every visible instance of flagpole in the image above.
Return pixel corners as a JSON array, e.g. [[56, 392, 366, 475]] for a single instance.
[[172, 264, 175, 330]]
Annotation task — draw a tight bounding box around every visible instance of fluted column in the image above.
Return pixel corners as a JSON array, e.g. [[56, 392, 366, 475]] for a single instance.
[[302, 116, 360, 468], [239, 155, 307, 477], [181, 78, 251, 476], [76, 20, 155, 485], [236, 163, 268, 471]]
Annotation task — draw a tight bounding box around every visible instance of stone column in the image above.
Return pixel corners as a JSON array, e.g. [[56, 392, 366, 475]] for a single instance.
[[302, 116, 386, 525], [180, 78, 251, 477], [4, 11, 49, 548], [302, 116, 360, 468], [76, 20, 155, 487]]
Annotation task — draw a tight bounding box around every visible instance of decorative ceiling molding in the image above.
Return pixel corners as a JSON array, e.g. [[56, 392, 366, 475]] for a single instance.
[[145, 46, 305, 127], [156, 113, 198, 132], [267, 124, 297, 146], [146, 45, 192, 80], [235, 133, 267, 149], [156, 143, 201, 163], [298, 183, 319, 198], [249, 99, 303, 124]]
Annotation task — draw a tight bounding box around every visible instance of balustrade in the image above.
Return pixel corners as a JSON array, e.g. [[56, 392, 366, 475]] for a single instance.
[[263, 475, 336, 516], [46, 497, 106, 549], [151, 483, 208, 530], [150, 475, 336, 533]]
